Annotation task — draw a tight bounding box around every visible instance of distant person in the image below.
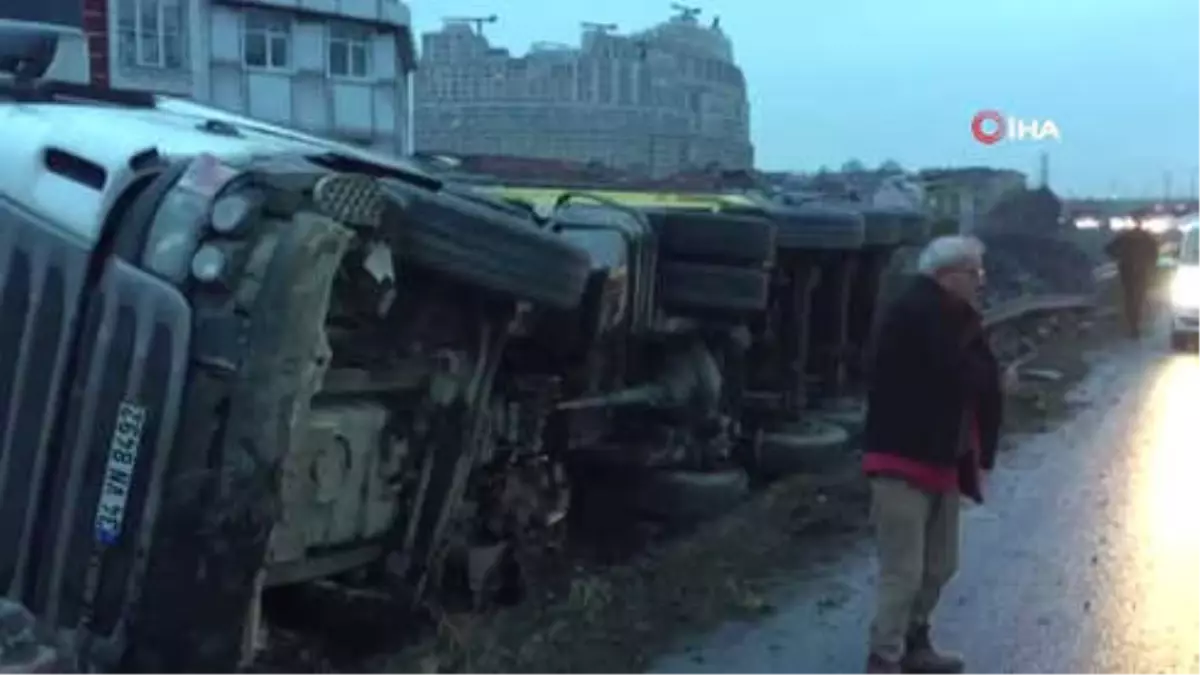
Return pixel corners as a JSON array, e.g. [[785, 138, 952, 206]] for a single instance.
[[861, 236, 1017, 674], [1105, 222, 1160, 337]]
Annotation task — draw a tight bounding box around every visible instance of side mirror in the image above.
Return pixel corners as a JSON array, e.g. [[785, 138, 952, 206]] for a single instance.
[[0, 24, 58, 80], [0, 21, 89, 84]]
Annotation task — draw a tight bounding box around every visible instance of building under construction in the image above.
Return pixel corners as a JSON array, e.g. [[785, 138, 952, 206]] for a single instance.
[[414, 6, 754, 177]]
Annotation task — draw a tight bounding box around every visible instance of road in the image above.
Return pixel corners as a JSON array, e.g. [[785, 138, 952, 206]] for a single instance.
[[655, 328, 1200, 674]]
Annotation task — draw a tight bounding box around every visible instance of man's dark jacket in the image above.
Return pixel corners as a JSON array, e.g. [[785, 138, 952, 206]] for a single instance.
[[1105, 228, 1159, 284], [864, 275, 1004, 501]]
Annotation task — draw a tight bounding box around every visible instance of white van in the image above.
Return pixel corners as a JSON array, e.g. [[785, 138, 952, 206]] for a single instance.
[[1170, 224, 1199, 351]]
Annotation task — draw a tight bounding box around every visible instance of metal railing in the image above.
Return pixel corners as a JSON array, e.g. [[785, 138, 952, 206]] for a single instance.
[[981, 262, 1114, 330], [982, 292, 1096, 329]]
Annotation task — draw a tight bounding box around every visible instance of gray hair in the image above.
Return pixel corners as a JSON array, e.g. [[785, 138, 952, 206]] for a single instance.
[[916, 235, 986, 275]]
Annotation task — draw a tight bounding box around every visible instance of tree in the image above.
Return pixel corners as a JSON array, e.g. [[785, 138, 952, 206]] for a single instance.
[[841, 159, 866, 174], [879, 159, 904, 175]]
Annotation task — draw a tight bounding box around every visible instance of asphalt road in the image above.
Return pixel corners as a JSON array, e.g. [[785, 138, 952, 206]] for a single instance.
[[655, 326, 1200, 674]]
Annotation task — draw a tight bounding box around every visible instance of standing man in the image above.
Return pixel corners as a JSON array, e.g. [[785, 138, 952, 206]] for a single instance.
[[861, 236, 1015, 674], [1105, 222, 1160, 337]]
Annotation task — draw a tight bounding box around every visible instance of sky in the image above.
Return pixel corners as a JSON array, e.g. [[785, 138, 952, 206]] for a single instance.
[[410, 0, 1200, 199]]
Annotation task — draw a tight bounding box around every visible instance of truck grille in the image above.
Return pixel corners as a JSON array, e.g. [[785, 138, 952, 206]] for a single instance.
[[1, 204, 191, 641], [0, 207, 90, 607]]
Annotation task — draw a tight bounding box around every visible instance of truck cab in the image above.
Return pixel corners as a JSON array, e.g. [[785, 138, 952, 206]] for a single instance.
[[3, 24, 598, 672]]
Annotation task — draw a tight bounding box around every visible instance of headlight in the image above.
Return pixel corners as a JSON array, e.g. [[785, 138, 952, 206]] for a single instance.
[[1170, 267, 1200, 308]]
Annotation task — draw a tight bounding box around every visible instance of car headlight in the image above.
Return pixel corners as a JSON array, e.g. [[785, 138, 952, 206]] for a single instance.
[[1170, 267, 1200, 308]]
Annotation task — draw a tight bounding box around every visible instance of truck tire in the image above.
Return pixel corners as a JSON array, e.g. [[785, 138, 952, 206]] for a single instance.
[[633, 467, 750, 523], [860, 208, 906, 247], [649, 211, 776, 266], [658, 261, 770, 315], [773, 202, 866, 251], [756, 419, 849, 477], [379, 178, 592, 310], [895, 210, 931, 245], [815, 397, 867, 437]]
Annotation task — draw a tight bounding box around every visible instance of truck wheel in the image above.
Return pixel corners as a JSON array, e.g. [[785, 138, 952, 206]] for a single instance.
[[755, 419, 849, 478], [633, 467, 750, 524], [379, 178, 591, 310], [658, 261, 770, 315], [860, 208, 905, 247], [815, 397, 867, 438], [650, 211, 776, 266], [773, 202, 866, 251]]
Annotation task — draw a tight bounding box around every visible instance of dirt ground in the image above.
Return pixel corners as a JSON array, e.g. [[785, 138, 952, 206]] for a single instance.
[[351, 294, 1130, 675]]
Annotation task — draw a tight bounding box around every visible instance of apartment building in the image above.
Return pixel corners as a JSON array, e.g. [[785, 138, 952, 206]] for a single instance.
[[414, 9, 754, 177], [920, 167, 1028, 233], [79, 0, 416, 153]]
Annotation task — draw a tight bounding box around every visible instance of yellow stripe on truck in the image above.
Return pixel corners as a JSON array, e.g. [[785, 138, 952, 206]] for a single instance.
[[478, 186, 756, 210]]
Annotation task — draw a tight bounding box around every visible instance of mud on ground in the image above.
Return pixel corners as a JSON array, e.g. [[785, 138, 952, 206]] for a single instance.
[[263, 297, 1127, 675]]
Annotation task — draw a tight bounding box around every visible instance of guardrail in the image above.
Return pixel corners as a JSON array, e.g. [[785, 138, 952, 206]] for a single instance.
[[1093, 262, 1117, 282], [982, 293, 1096, 329], [981, 262, 1114, 330]]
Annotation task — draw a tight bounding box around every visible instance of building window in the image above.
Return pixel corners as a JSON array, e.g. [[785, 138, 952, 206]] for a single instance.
[[117, 0, 187, 69], [328, 24, 372, 78], [243, 12, 291, 71]]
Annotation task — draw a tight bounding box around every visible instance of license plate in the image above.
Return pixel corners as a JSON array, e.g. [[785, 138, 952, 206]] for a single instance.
[[94, 402, 147, 545]]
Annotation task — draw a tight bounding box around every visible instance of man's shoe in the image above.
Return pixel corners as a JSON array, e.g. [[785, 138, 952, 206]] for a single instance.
[[866, 653, 902, 674], [900, 624, 964, 674]]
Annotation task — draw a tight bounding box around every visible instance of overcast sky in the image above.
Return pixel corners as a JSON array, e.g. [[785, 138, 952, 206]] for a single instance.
[[411, 0, 1199, 199]]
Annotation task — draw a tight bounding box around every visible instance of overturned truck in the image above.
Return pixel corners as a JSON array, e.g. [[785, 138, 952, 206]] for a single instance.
[[2, 68, 932, 675], [2, 88, 805, 671], [0, 88, 619, 670]]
